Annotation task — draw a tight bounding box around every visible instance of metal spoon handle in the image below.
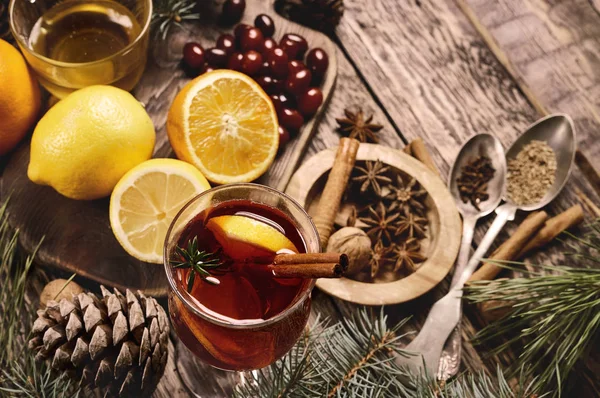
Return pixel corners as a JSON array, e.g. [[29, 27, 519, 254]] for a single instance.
[[450, 216, 476, 287], [454, 203, 516, 289]]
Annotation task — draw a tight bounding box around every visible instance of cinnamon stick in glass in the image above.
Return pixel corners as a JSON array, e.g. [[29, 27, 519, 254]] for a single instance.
[[312, 138, 360, 248]]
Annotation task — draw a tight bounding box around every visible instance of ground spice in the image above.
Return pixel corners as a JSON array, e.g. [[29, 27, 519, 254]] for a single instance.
[[507, 140, 557, 205]]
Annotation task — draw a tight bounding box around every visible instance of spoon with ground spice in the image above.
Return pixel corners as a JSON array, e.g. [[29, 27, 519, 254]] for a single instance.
[[397, 114, 575, 378]]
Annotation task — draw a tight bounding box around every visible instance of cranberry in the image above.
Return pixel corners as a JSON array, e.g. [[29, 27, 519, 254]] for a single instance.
[[306, 48, 329, 79], [272, 78, 285, 93], [234, 23, 251, 41], [285, 68, 312, 95], [256, 75, 276, 93], [270, 94, 283, 113], [277, 92, 296, 109], [278, 125, 290, 148], [298, 87, 323, 116], [287, 60, 305, 75], [216, 34, 236, 56], [227, 52, 244, 71], [241, 51, 263, 76], [280, 33, 308, 60], [203, 65, 216, 74], [205, 47, 228, 67], [183, 42, 205, 69], [279, 108, 304, 132], [267, 48, 289, 79], [260, 38, 277, 55], [221, 0, 245, 24], [258, 61, 271, 75], [254, 14, 275, 37], [240, 27, 264, 52]]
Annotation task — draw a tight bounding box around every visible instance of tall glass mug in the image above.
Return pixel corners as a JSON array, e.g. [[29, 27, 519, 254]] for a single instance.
[[163, 184, 319, 392], [9, 0, 151, 98]]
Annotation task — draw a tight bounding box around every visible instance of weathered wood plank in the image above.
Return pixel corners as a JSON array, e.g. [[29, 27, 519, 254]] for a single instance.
[[331, 0, 600, 380]]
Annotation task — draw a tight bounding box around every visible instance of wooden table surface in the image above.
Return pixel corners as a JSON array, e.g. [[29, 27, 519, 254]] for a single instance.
[[20, 0, 600, 396]]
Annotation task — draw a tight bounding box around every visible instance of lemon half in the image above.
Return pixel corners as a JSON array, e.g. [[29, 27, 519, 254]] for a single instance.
[[110, 158, 211, 263]]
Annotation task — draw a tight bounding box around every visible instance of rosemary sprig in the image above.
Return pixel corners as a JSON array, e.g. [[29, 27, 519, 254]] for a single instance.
[[151, 0, 200, 40], [464, 219, 600, 397], [170, 236, 223, 291]]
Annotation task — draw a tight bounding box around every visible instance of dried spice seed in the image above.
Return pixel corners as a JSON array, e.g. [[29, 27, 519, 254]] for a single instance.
[[368, 240, 392, 278], [394, 213, 428, 239], [351, 160, 392, 197], [391, 239, 426, 272], [385, 175, 427, 216], [456, 155, 495, 210], [507, 140, 557, 206], [358, 202, 400, 243], [336, 108, 383, 143]]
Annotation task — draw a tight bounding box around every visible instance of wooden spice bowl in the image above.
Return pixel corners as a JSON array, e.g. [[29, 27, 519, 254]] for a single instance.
[[286, 144, 462, 305]]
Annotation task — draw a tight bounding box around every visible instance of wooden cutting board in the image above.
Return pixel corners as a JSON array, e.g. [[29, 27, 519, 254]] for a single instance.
[[0, 0, 337, 296]]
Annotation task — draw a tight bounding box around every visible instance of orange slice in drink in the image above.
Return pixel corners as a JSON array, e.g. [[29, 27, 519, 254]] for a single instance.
[[206, 215, 298, 260], [167, 70, 279, 184]]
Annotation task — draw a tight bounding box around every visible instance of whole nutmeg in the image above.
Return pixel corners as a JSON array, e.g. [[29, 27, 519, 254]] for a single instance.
[[326, 227, 372, 275], [39, 279, 85, 307]]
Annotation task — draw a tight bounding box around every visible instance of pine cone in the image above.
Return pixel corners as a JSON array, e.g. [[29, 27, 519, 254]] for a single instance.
[[29, 286, 170, 397], [275, 0, 344, 33], [0, 0, 13, 45]]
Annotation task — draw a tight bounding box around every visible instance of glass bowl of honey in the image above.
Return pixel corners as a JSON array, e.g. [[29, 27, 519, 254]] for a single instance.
[[9, 0, 152, 98]]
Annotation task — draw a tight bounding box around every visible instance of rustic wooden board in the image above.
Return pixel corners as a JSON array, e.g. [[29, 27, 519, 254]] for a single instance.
[[286, 144, 462, 305], [0, 0, 336, 295]]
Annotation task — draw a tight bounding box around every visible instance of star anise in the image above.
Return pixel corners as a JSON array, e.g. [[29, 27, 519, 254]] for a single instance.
[[369, 240, 392, 278], [391, 239, 427, 272], [395, 213, 428, 239], [336, 108, 383, 143], [385, 175, 428, 216], [358, 202, 400, 243], [352, 160, 392, 197]]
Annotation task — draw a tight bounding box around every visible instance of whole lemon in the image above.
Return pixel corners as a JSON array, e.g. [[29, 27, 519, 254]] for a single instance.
[[28, 85, 156, 200], [0, 39, 41, 155]]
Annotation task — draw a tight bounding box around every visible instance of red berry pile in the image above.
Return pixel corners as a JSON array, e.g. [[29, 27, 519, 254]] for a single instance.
[[182, 14, 329, 152]]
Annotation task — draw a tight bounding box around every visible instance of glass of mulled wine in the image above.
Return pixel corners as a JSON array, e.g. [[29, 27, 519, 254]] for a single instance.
[[163, 183, 320, 381]]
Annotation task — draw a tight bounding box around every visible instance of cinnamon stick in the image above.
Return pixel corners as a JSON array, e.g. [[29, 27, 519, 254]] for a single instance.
[[273, 252, 348, 271], [313, 138, 360, 248], [576, 188, 600, 217], [408, 138, 441, 178], [267, 263, 344, 278], [575, 150, 600, 198], [402, 143, 412, 156], [516, 204, 584, 258], [468, 211, 548, 282]]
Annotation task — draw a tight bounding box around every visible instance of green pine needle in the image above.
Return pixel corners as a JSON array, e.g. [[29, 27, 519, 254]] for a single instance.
[[152, 0, 200, 40], [0, 199, 81, 397], [170, 236, 223, 291], [234, 308, 529, 398], [465, 218, 600, 397]]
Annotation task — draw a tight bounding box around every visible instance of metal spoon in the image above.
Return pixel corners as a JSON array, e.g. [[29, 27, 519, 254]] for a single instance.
[[437, 134, 506, 379], [395, 134, 506, 376], [396, 114, 576, 377]]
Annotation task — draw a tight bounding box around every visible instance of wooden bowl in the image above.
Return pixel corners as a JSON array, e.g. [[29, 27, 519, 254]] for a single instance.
[[286, 144, 461, 305]]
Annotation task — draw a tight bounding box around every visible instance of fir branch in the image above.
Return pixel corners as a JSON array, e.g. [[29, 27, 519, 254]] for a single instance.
[[0, 200, 81, 397], [465, 218, 600, 398], [234, 306, 538, 398], [152, 0, 200, 40]]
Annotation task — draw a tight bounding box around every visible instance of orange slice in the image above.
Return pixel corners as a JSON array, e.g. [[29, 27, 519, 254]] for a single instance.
[[167, 70, 279, 184], [206, 215, 298, 260]]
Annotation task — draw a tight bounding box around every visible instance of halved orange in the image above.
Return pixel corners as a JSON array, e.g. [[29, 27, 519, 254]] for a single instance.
[[167, 70, 279, 184]]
